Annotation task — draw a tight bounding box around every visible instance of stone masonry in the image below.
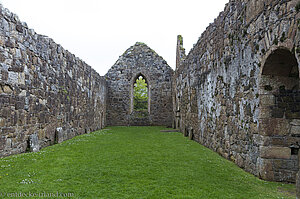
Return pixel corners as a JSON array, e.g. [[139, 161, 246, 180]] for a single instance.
[[174, 0, 300, 183], [0, 5, 106, 157], [105, 42, 173, 126], [0, 0, 300, 186], [297, 152, 300, 198]]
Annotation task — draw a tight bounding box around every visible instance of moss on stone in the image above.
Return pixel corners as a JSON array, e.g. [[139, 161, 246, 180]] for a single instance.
[[178, 35, 183, 45], [135, 42, 147, 46]]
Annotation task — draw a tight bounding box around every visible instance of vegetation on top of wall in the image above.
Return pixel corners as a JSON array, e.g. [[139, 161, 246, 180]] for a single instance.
[[135, 42, 147, 46], [178, 35, 183, 45]]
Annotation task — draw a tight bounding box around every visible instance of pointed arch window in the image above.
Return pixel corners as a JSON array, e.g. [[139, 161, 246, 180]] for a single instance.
[[133, 75, 148, 111], [130, 73, 150, 114]]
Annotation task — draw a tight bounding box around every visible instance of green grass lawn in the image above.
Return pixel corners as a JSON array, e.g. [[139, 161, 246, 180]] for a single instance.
[[0, 126, 296, 198]]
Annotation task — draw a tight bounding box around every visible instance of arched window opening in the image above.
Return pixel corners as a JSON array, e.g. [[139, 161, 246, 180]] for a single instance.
[[133, 75, 148, 112]]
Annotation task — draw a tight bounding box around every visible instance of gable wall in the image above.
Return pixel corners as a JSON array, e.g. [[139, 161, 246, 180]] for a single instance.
[[105, 43, 173, 126]]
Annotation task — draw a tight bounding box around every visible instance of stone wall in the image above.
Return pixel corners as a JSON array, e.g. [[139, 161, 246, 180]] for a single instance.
[[105, 42, 173, 126], [0, 5, 106, 157], [174, 0, 300, 182], [297, 152, 300, 198]]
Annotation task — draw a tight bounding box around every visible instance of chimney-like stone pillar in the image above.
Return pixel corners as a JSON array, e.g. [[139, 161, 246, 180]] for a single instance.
[[175, 35, 186, 70]]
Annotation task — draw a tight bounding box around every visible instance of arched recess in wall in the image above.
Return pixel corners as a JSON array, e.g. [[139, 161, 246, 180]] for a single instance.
[[130, 73, 151, 114], [259, 47, 300, 180], [260, 48, 299, 121]]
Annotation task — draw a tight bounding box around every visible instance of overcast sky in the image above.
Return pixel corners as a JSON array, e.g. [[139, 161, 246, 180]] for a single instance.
[[0, 0, 228, 76]]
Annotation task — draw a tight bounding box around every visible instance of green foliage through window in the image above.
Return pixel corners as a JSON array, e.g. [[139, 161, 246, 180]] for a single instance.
[[133, 76, 148, 111]]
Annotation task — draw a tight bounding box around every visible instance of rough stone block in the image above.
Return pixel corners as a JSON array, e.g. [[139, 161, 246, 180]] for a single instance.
[[2, 85, 13, 94], [285, 110, 300, 119], [259, 158, 274, 181], [259, 118, 290, 136], [38, 129, 45, 139], [271, 108, 284, 118], [7, 71, 19, 85], [291, 119, 300, 126], [15, 100, 24, 110], [291, 125, 300, 136], [5, 138, 12, 149], [0, 117, 5, 127], [273, 159, 297, 170], [260, 94, 275, 106], [274, 169, 297, 183], [270, 137, 286, 146], [236, 153, 244, 168], [2, 127, 15, 134], [29, 133, 39, 152], [260, 146, 291, 159], [56, 127, 66, 143], [259, 108, 271, 119]]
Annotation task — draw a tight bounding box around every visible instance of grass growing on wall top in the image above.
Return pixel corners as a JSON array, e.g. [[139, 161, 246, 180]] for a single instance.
[[0, 126, 296, 198]]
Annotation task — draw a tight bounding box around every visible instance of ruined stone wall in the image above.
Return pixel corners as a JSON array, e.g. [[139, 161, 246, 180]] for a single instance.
[[174, 0, 300, 182], [0, 5, 107, 157], [297, 153, 300, 198], [105, 42, 173, 126]]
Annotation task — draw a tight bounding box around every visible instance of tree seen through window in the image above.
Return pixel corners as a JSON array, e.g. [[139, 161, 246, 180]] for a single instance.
[[133, 76, 148, 111]]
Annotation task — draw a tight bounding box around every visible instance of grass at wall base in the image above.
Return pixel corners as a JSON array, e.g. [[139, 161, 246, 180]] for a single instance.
[[0, 126, 296, 198]]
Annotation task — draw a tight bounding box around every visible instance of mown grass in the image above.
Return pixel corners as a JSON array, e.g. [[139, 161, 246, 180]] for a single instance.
[[0, 126, 296, 198]]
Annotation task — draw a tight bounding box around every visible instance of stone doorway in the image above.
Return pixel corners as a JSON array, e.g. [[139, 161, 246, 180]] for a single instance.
[[259, 48, 300, 182]]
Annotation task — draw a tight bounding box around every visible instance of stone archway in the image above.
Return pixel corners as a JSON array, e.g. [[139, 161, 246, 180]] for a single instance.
[[259, 48, 300, 182], [129, 73, 151, 126]]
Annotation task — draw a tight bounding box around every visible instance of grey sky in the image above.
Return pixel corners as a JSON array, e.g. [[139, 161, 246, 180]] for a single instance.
[[0, 0, 229, 75]]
